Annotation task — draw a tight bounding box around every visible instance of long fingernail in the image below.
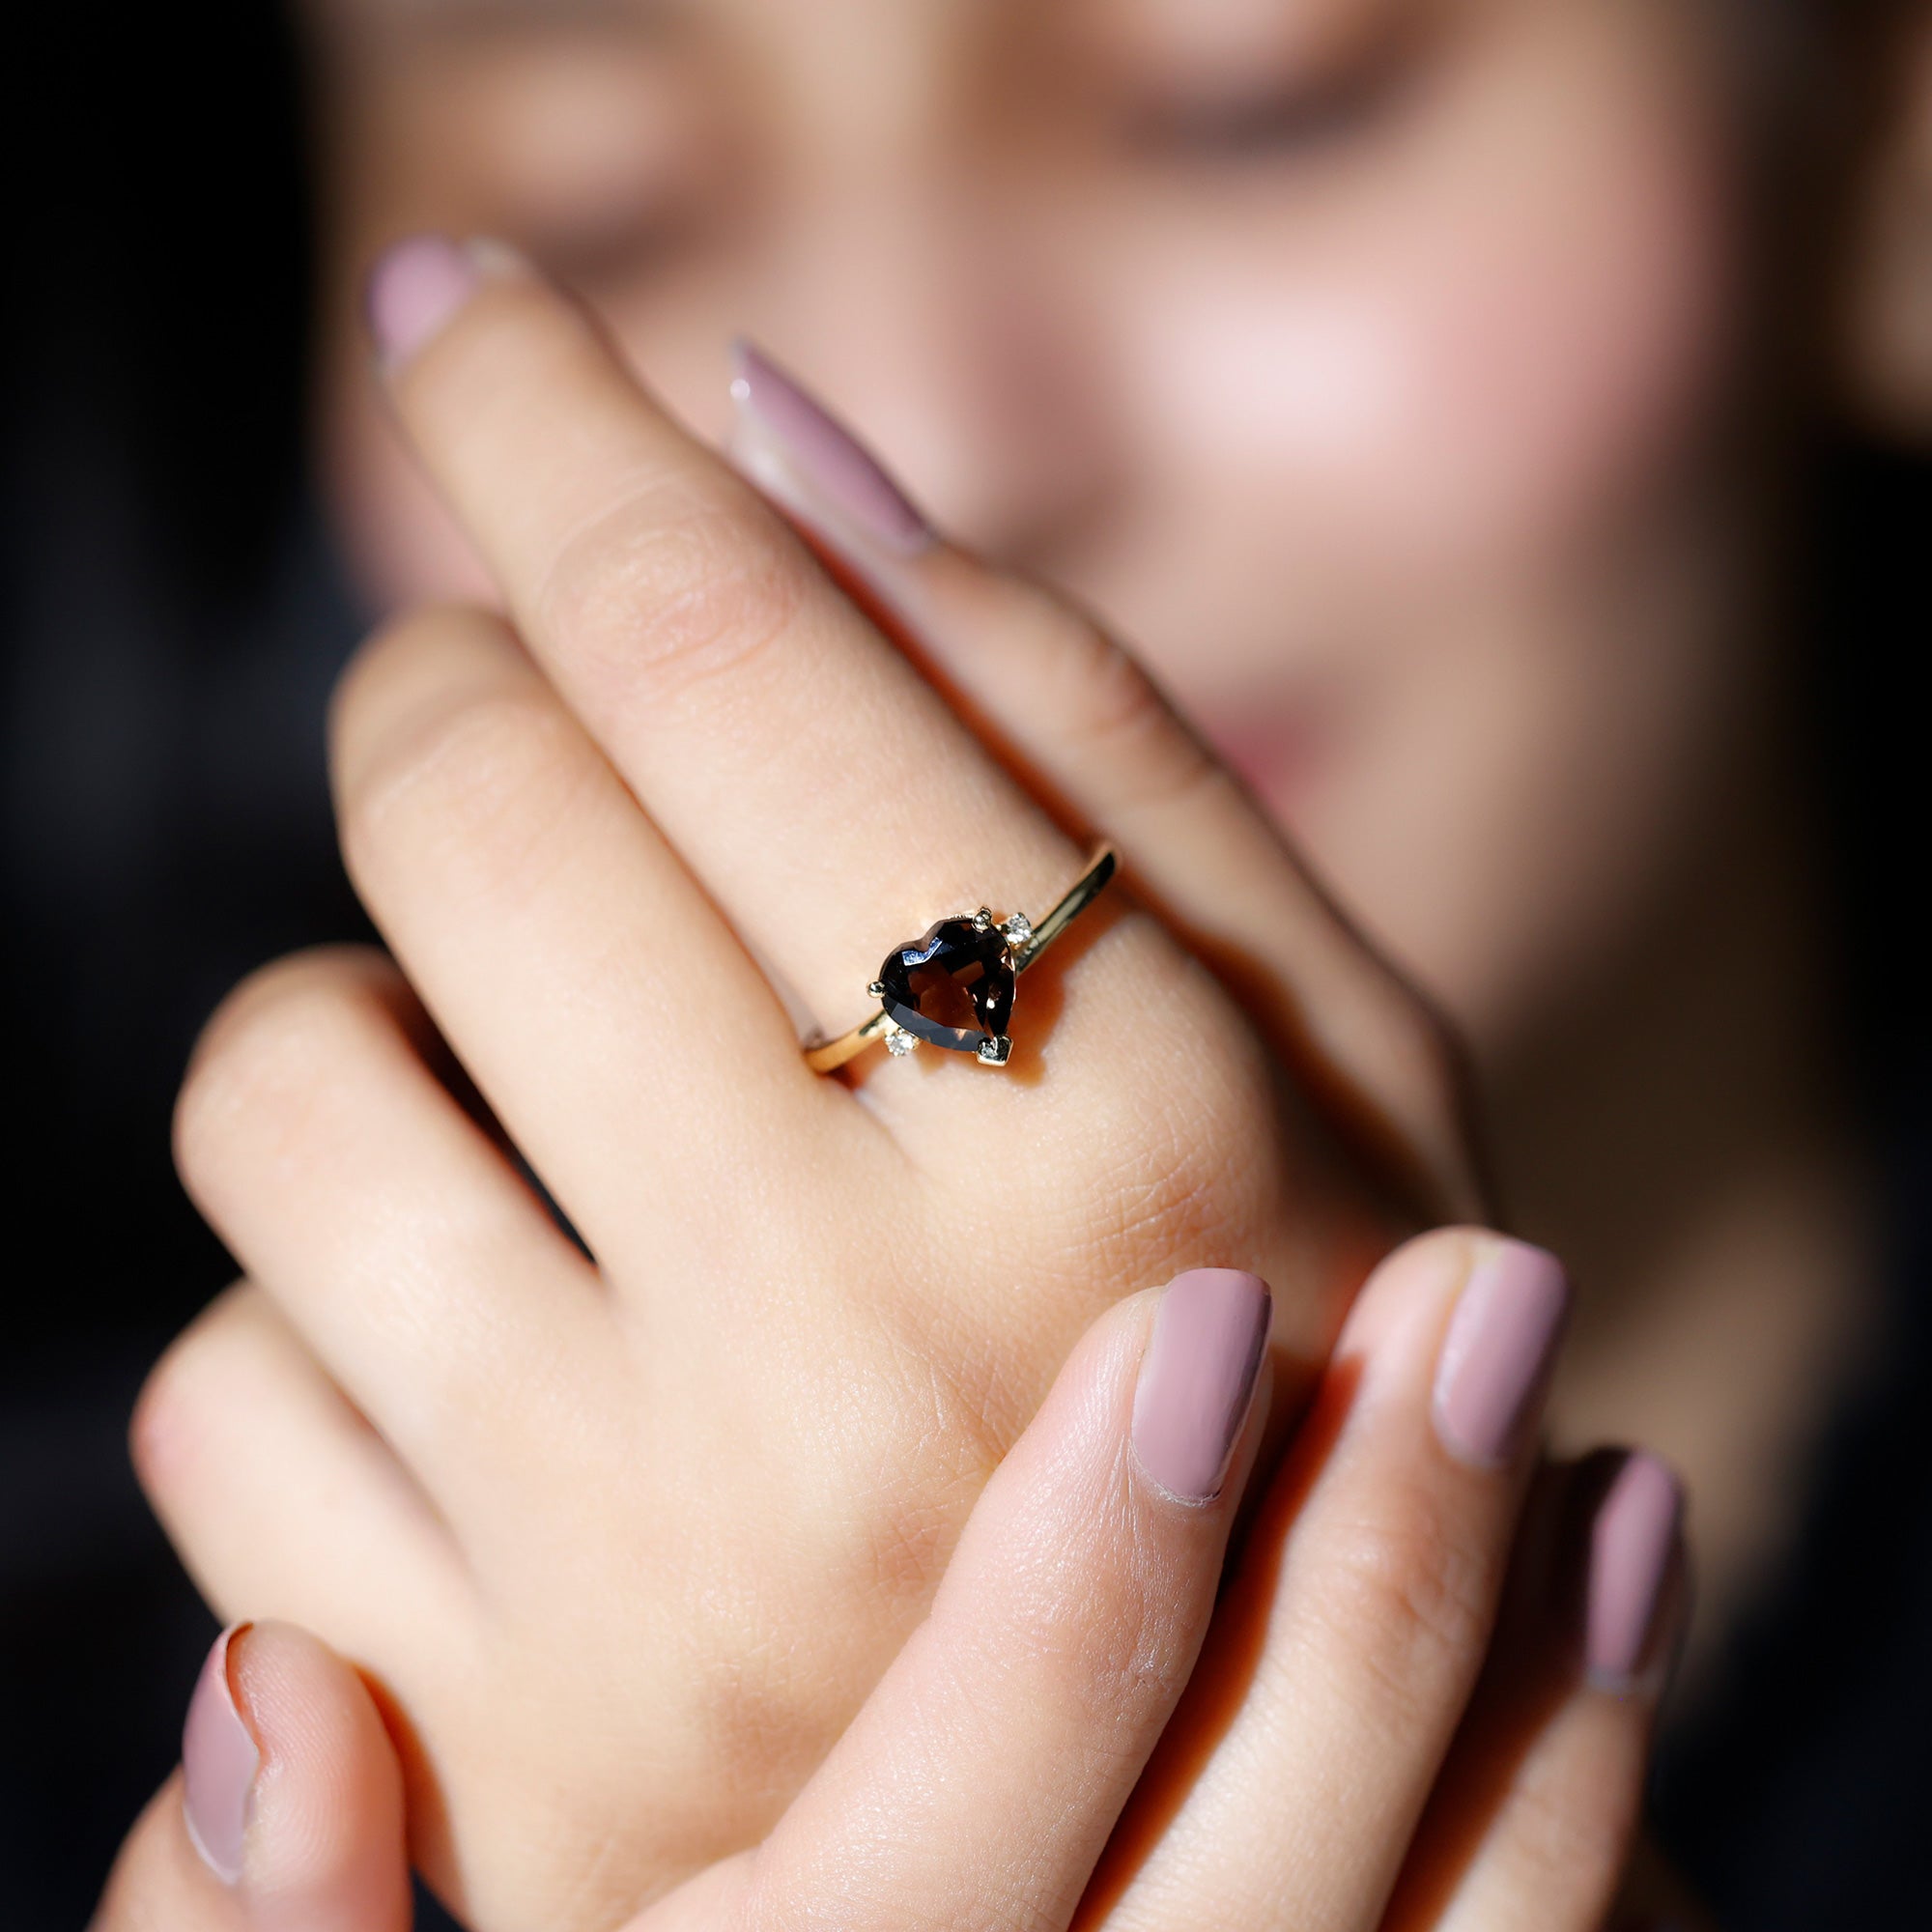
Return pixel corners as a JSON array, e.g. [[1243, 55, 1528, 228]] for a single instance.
[[1133, 1268, 1271, 1504], [1587, 1451, 1686, 1690], [1432, 1239, 1570, 1468], [727, 339, 933, 555], [182, 1624, 260, 1886], [364, 235, 525, 370]]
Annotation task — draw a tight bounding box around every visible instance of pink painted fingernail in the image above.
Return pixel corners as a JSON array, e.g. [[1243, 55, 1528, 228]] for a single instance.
[[364, 235, 511, 369], [1132, 1268, 1272, 1504], [1432, 1240, 1571, 1468], [1587, 1451, 1686, 1689], [727, 340, 933, 554], [182, 1624, 260, 1885]]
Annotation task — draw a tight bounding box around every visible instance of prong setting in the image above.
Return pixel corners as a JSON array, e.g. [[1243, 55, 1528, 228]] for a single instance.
[[802, 846, 1114, 1076]]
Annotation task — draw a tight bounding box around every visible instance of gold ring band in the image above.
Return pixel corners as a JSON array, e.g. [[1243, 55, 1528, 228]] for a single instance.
[[804, 844, 1118, 1073]]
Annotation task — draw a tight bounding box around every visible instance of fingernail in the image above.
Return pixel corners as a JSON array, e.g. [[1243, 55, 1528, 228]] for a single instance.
[[1587, 1451, 1686, 1690], [365, 235, 522, 370], [1132, 1268, 1272, 1504], [727, 339, 933, 554], [1432, 1239, 1570, 1468], [182, 1624, 260, 1886]]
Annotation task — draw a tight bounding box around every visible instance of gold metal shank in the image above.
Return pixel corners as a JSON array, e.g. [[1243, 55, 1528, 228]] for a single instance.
[[804, 843, 1117, 1073]]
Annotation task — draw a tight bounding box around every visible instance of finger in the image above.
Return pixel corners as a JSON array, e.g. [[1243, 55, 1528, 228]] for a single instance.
[[367, 238, 1097, 1051], [1388, 1450, 1689, 1932], [727, 342, 1483, 1221], [91, 1623, 412, 1932], [657, 1268, 1272, 1932], [133, 1284, 470, 1650], [329, 605, 839, 1262], [1088, 1228, 1570, 1931], [172, 943, 609, 1504]]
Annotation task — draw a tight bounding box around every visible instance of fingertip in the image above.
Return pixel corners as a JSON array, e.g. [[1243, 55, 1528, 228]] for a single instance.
[[1432, 1238, 1570, 1470], [194, 1620, 414, 1931], [1131, 1268, 1273, 1506], [364, 235, 530, 372], [1582, 1451, 1689, 1695], [726, 337, 935, 557], [182, 1624, 259, 1886], [365, 235, 479, 370], [1332, 1228, 1572, 1479]]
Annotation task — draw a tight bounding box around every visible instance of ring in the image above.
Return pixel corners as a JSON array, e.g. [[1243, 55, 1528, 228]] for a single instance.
[[804, 844, 1118, 1072]]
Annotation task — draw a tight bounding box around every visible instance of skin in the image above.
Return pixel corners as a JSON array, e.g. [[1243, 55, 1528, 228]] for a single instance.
[[101, 1237, 1701, 1932], [298, 0, 1925, 1646], [311, 0, 1739, 1046], [125, 0, 1932, 1923], [139, 248, 1458, 1927]]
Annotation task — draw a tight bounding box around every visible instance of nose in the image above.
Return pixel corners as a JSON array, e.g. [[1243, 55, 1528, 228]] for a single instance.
[[738, 167, 1119, 568]]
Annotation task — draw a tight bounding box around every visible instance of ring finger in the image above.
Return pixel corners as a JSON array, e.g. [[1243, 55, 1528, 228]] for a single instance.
[[362, 237, 1136, 1084]]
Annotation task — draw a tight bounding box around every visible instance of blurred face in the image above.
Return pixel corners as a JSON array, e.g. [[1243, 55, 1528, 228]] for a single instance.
[[307, 0, 1751, 1055]]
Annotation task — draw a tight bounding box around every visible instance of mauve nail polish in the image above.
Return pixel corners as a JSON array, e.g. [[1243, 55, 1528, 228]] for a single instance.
[[1432, 1240, 1571, 1468], [365, 235, 483, 369], [727, 340, 933, 554], [182, 1624, 260, 1885], [1588, 1451, 1685, 1688], [1132, 1268, 1272, 1504]]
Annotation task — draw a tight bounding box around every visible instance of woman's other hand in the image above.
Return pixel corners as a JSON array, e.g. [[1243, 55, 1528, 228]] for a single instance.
[[102, 1241, 1701, 1932]]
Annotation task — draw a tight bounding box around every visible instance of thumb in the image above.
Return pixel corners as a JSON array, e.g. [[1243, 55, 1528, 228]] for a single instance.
[[727, 342, 1485, 1226], [650, 1267, 1274, 1932], [92, 1622, 412, 1932]]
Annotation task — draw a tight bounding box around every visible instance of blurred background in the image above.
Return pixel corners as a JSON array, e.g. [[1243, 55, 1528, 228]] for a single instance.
[[6, 0, 1932, 1925], [5, 9, 370, 1924]]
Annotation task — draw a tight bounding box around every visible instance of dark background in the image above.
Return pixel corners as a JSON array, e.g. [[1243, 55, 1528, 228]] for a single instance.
[[4, 8, 370, 1925], [4, 7, 1930, 1929]]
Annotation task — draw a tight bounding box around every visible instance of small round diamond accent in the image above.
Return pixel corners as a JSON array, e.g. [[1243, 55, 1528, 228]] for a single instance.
[[1001, 913, 1033, 946], [885, 1027, 918, 1057]]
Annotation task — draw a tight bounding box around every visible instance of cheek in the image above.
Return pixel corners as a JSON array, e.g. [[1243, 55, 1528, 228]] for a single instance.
[[1090, 33, 1744, 1048], [1120, 58, 1734, 586], [1394, 70, 1733, 570]]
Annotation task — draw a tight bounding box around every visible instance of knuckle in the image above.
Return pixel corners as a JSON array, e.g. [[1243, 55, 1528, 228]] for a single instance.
[[329, 601, 522, 784], [1312, 1479, 1494, 1724], [336, 670, 598, 905], [174, 951, 391, 1199], [129, 1336, 195, 1502], [1376, 984, 1467, 1122], [1055, 619, 1220, 813], [1024, 964, 1280, 1291], [130, 1284, 260, 1501], [536, 484, 811, 715]]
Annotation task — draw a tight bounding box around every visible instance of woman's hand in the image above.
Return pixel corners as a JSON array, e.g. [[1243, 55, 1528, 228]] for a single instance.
[[134, 240, 1475, 1930], [102, 1240, 1699, 1932]]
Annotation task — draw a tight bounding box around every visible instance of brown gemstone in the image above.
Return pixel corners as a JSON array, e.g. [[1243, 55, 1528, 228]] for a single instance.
[[877, 917, 1015, 1053]]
